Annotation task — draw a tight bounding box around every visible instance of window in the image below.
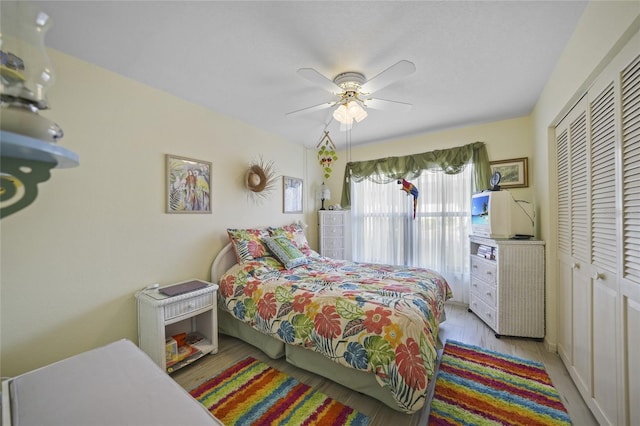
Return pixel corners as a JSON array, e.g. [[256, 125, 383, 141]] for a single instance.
[[351, 167, 471, 303]]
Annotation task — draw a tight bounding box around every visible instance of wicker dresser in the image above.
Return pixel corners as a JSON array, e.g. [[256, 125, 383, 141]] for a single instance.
[[469, 235, 545, 339], [318, 210, 350, 260]]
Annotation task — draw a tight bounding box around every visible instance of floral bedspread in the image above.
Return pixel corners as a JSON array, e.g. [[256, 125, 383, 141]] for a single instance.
[[218, 257, 452, 414]]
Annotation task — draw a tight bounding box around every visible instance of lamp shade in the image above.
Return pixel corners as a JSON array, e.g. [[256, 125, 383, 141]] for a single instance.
[[1, 4, 64, 143], [332, 104, 349, 124], [320, 183, 331, 200], [0, 4, 55, 109], [332, 101, 367, 127], [348, 101, 368, 122]]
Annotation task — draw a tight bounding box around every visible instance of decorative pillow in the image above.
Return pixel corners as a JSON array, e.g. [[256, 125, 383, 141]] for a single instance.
[[263, 236, 310, 269], [226, 228, 274, 264], [268, 224, 315, 256]]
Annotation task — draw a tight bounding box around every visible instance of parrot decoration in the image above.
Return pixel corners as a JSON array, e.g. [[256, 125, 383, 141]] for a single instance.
[[398, 178, 419, 219]]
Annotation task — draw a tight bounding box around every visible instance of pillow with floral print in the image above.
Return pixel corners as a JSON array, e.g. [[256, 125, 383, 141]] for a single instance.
[[227, 228, 278, 264], [268, 223, 318, 257]]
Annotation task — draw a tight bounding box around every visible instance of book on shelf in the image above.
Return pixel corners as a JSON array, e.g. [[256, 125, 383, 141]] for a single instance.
[[169, 343, 200, 363], [166, 344, 201, 371], [165, 332, 215, 373], [186, 332, 213, 352], [476, 244, 495, 260]]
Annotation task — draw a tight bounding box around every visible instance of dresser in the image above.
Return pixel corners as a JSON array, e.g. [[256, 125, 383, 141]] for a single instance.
[[318, 210, 350, 260], [469, 235, 545, 339]]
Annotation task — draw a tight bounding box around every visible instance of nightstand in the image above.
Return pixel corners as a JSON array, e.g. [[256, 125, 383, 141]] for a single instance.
[[136, 279, 219, 373]]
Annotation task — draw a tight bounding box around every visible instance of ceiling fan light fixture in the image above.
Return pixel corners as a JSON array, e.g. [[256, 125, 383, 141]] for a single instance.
[[332, 103, 349, 123], [333, 101, 367, 126], [349, 101, 368, 123], [290, 60, 415, 130]]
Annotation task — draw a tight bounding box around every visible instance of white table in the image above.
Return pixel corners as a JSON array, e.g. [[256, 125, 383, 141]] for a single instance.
[[2, 339, 222, 425]]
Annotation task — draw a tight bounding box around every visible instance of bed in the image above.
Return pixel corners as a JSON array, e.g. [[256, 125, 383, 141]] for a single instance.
[[211, 225, 452, 414], [1, 339, 222, 426]]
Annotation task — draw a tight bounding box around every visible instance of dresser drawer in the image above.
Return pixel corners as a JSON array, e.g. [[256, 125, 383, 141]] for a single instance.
[[322, 237, 344, 249], [470, 277, 497, 308], [470, 256, 497, 284], [321, 213, 344, 226], [164, 292, 214, 321], [469, 293, 497, 330], [322, 226, 344, 237]]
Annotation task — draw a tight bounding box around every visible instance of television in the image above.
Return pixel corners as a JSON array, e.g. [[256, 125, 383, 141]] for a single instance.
[[471, 190, 534, 238]]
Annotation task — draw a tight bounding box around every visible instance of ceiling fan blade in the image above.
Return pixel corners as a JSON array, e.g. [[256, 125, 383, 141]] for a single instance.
[[363, 97, 413, 112], [286, 100, 336, 117], [297, 68, 342, 94], [359, 60, 416, 95]]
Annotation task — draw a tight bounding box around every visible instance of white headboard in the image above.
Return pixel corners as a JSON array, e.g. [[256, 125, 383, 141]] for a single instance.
[[210, 243, 238, 284]]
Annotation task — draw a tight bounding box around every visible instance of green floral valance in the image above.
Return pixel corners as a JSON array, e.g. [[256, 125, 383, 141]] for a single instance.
[[341, 141, 491, 208]]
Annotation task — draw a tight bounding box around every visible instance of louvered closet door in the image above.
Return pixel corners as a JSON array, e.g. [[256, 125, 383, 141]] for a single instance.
[[568, 103, 593, 397], [589, 80, 620, 426], [621, 53, 640, 426], [556, 121, 573, 366], [555, 95, 592, 398], [555, 29, 639, 426]]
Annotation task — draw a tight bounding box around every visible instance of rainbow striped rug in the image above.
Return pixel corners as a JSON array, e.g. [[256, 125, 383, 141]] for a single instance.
[[428, 340, 572, 425], [190, 356, 369, 425]]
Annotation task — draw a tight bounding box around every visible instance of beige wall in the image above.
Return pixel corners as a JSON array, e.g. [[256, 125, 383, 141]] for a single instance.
[[0, 50, 322, 376], [532, 3, 639, 351], [324, 115, 536, 228]]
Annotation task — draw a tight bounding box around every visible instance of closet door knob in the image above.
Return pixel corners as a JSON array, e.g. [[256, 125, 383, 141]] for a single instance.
[[593, 272, 604, 281], [572, 262, 580, 269]]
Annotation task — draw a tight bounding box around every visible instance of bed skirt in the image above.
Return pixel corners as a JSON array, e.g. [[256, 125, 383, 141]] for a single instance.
[[218, 308, 285, 359], [285, 342, 403, 411], [218, 307, 408, 412]]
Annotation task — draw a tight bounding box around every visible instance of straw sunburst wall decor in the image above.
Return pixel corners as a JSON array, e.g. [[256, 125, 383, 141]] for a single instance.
[[245, 156, 278, 202]]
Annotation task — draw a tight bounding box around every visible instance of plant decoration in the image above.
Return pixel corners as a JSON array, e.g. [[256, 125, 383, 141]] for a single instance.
[[316, 131, 337, 180], [245, 156, 278, 203]]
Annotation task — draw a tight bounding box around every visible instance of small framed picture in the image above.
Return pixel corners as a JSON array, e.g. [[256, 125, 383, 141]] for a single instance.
[[490, 157, 528, 188], [283, 176, 303, 213], [166, 154, 212, 213]]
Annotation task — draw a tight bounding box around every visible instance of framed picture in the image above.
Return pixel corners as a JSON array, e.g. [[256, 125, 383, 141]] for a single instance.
[[166, 154, 212, 213], [489, 157, 528, 188], [283, 176, 303, 213]]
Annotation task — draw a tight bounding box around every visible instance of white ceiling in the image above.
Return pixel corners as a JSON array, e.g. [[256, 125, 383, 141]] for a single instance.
[[27, 1, 588, 149]]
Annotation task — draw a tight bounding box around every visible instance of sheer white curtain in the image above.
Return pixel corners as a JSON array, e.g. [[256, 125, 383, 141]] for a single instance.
[[351, 167, 471, 303]]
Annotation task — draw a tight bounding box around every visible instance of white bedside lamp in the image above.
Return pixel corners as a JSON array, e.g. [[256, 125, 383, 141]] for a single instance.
[[320, 183, 331, 210]]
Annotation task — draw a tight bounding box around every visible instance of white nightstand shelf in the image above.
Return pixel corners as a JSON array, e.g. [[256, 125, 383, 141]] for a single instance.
[[136, 280, 219, 373]]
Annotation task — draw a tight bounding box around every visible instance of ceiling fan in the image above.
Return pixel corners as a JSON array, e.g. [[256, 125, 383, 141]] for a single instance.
[[287, 60, 416, 130]]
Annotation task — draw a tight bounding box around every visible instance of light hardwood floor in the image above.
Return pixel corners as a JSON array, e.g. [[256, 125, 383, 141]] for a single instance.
[[172, 303, 597, 426]]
